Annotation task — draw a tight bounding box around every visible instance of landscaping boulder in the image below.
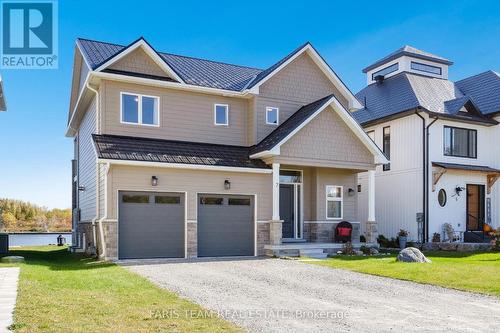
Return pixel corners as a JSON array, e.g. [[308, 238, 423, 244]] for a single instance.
[[1, 256, 25, 263], [396, 247, 431, 263]]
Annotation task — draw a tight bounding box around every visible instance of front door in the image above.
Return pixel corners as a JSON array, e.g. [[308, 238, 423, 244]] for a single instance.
[[466, 184, 485, 231], [280, 184, 295, 238]]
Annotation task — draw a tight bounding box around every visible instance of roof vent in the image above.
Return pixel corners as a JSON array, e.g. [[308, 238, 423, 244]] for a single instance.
[[374, 75, 385, 84]]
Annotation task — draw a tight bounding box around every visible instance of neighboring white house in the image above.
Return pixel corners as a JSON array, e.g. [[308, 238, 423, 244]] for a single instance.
[[0, 74, 6, 111], [354, 46, 500, 243]]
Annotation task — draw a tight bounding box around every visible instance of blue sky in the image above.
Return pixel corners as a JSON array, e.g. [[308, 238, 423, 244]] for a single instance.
[[0, 0, 499, 209]]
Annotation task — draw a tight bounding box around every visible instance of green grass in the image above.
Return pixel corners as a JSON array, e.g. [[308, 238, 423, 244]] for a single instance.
[[0, 246, 241, 333], [305, 251, 500, 296]]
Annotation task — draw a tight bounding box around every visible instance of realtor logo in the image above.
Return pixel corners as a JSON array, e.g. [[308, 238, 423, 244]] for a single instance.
[[1, 0, 58, 69]]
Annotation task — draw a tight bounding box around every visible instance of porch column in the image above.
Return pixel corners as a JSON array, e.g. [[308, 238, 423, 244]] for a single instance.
[[366, 170, 378, 244], [269, 163, 283, 246]]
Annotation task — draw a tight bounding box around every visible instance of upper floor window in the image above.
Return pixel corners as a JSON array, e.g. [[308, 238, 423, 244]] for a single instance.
[[266, 107, 279, 125], [383, 126, 391, 171], [214, 104, 229, 126], [372, 63, 399, 80], [410, 61, 442, 75], [444, 126, 477, 158], [121, 92, 159, 126]]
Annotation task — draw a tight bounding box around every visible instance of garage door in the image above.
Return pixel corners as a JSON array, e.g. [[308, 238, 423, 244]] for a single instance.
[[197, 194, 254, 257], [118, 191, 184, 259]]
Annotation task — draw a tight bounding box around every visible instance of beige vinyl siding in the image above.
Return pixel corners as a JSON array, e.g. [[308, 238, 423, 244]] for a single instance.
[[107, 165, 272, 221], [78, 60, 90, 97], [279, 106, 374, 166], [98, 163, 106, 218], [254, 97, 303, 142], [100, 80, 248, 145], [78, 98, 97, 221], [108, 47, 170, 78]]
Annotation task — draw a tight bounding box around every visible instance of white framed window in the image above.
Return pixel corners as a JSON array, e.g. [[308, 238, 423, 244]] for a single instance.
[[120, 92, 159, 126], [214, 104, 229, 126], [326, 185, 343, 219], [266, 106, 279, 125]]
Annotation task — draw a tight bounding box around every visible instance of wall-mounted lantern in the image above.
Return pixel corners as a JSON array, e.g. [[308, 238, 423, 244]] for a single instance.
[[151, 176, 158, 186], [224, 179, 231, 190], [78, 186, 86, 192], [348, 188, 355, 196]]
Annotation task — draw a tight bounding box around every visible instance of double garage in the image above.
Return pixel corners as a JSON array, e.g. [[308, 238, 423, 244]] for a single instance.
[[118, 191, 255, 259]]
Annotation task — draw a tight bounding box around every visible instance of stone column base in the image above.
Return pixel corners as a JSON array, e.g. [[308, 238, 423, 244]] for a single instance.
[[269, 220, 283, 245], [365, 221, 378, 244]]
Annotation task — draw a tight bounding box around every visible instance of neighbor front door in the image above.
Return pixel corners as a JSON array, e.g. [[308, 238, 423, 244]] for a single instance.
[[280, 184, 295, 239], [466, 184, 485, 231]]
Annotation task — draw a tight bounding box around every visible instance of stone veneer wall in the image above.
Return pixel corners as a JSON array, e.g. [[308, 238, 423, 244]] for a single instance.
[[303, 222, 360, 243], [187, 222, 197, 258], [257, 222, 270, 256]]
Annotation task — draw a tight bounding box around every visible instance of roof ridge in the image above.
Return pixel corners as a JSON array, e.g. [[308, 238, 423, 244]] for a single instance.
[[77, 37, 264, 71]]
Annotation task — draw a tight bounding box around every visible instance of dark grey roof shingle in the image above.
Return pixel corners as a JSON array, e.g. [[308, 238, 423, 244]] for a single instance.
[[432, 162, 500, 173], [251, 94, 334, 154], [455, 70, 500, 115], [443, 96, 470, 114], [93, 134, 269, 169]]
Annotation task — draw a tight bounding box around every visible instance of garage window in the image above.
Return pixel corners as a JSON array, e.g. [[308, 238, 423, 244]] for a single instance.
[[200, 197, 223, 205], [228, 198, 251, 206], [122, 195, 149, 203], [155, 196, 181, 204]]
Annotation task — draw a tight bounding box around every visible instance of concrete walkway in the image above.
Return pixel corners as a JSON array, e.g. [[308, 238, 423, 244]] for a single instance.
[[0, 268, 20, 333], [127, 258, 500, 333]]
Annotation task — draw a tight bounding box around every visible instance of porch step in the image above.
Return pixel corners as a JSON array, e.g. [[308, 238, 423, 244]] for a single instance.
[[299, 249, 327, 259]]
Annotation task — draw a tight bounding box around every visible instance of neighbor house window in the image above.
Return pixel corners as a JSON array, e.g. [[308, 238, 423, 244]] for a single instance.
[[410, 61, 442, 75], [326, 185, 343, 219], [443, 126, 477, 158], [371, 63, 399, 80], [383, 126, 391, 171], [266, 107, 279, 125], [214, 104, 229, 125], [438, 189, 447, 207], [121, 93, 159, 126]]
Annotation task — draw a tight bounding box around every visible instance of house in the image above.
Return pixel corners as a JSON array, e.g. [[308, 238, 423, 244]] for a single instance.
[[355, 46, 500, 243], [66, 37, 387, 260], [0, 74, 6, 111]]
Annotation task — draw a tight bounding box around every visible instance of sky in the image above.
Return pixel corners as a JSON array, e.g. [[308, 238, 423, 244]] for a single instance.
[[0, 0, 499, 209]]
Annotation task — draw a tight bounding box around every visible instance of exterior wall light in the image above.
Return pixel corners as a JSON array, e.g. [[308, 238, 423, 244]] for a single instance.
[[151, 176, 158, 186], [224, 180, 231, 190], [78, 186, 86, 191], [348, 188, 355, 196]]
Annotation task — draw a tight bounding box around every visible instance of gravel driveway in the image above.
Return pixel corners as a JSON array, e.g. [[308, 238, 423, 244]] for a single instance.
[[126, 258, 499, 333]]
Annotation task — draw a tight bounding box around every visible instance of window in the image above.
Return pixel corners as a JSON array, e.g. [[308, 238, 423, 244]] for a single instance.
[[326, 185, 343, 219], [266, 107, 279, 125], [122, 195, 149, 203], [200, 197, 223, 205], [372, 63, 399, 80], [279, 170, 302, 183], [443, 126, 477, 158], [438, 189, 447, 207], [366, 130, 375, 142], [155, 196, 181, 204], [214, 104, 229, 125], [383, 126, 391, 171], [228, 198, 251, 206], [410, 61, 442, 75], [121, 93, 159, 126]]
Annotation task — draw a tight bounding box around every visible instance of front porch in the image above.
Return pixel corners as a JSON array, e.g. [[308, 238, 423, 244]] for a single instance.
[[264, 241, 379, 258]]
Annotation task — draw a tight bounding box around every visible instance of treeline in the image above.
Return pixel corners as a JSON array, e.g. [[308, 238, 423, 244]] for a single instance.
[[0, 199, 71, 232]]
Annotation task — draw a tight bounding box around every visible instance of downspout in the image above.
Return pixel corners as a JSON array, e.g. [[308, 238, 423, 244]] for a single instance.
[[97, 162, 110, 259], [425, 115, 439, 243], [415, 110, 426, 243]]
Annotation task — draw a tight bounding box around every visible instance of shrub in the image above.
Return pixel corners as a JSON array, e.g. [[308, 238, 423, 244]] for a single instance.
[[360, 235, 366, 243], [342, 242, 355, 255], [359, 245, 370, 255], [491, 228, 500, 251], [377, 234, 398, 248], [432, 232, 441, 243]]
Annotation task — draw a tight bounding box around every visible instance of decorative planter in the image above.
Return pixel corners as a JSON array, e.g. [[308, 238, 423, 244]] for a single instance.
[[399, 236, 407, 249]]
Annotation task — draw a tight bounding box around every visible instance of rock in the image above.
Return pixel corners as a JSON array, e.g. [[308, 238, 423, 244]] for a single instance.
[[369, 248, 379, 255], [396, 247, 431, 263], [1, 256, 25, 263], [439, 242, 458, 251], [456, 243, 475, 252]]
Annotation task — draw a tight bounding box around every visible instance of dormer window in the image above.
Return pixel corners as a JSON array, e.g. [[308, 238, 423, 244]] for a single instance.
[[371, 63, 399, 80], [121, 92, 159, 126], [214, 104, 229, 126], [410, 61, 442, 75]]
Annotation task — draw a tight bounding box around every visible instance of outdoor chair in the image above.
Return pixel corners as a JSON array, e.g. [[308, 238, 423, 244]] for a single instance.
[[334, 221, 353, 243]]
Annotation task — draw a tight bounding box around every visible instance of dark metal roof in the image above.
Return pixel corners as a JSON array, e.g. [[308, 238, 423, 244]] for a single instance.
[[78, 38, 263, 92], [93, 134, 269, 169], [455, 71, 500, 115], [354, 72, 498, 125], [432, 162, 500, 173], [363, 45, 453, 73], [251, 94, 334, 154]]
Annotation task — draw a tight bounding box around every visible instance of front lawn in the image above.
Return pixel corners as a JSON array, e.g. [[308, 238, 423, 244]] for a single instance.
[[305, 251, 500, 296], [0, 246, 241, 333]]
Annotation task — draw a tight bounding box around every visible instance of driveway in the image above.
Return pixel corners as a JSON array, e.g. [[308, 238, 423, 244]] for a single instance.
[[126, 258, 499, 333]]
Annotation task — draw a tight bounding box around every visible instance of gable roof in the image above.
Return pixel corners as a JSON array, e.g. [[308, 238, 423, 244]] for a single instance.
[[455, 70, 500, 115], [363, 45, 453, 73], [250, 94, 388, 164], [354, 72, 499, 126]]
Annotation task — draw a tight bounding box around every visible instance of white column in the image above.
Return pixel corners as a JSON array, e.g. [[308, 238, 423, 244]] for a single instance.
[[272, 163, 280, 220], [368, 170, 376, 222]]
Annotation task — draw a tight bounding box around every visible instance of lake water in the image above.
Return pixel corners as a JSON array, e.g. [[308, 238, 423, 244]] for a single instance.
[[7, 233, 73, 247]]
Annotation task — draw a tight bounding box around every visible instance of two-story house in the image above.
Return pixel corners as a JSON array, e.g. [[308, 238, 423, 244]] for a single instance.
[[0, 74, 6, 111], [67, 37, 387, 260], [355, 46, 500, 243]]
